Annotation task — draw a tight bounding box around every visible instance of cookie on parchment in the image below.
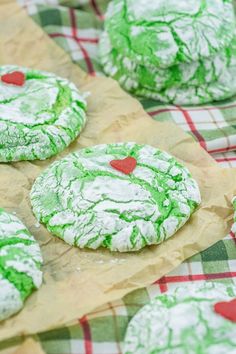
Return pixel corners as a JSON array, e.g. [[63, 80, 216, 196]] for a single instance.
[[0, 65, 87, 162], [31, 142, 201, 252], [0, 209, 43, 321], [124, 282, 236, 354]]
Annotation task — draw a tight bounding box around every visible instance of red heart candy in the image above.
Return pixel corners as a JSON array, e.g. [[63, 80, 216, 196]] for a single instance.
[[1, 71, 25, 86], [214, 298, 236, 322], [110, 157, 137, 175]]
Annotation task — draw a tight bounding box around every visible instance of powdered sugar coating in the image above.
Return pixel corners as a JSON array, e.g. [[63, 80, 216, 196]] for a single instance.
[[124, 282, 236, 354], [0, 209, 43, 321], [0, 277, 22, 322], [0, 65, 87, 162], [105, 0, 235, 68], [99, 31, 236, 104], [31, 143, 201, 252]]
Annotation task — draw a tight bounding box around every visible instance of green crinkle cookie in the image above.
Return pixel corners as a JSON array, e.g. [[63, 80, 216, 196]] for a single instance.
[[134, 56, 236, 105], [0, 66, 87, 162], [135, 58, 236, 105], [30, 142, 201, 252], [124, 282, 236, 354], [100, 30, 236, 95], [0, 209, 43, 322], [105, 0, 235, 68]]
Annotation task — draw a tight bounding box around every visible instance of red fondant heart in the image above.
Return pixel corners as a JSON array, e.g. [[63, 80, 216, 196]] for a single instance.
[[110, 157, 137, 174], [1, 71, 25, 86], [214, 299, 236, 322]]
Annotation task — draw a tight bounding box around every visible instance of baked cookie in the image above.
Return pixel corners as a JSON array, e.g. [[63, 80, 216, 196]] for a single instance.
[[0, 209, 43, 321], [124, 282, 236, 354], [100, 31, 236, 104], [0, 66, 87, 162], [134, 56, 236, 105], [105, 0, 235, 68], [31, 143, 201, 252]]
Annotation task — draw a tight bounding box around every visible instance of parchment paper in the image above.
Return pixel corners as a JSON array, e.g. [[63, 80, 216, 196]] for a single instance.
[[0, 0, 236, 343], [13, 339, 45, 354], [0, 338, 45, 354]]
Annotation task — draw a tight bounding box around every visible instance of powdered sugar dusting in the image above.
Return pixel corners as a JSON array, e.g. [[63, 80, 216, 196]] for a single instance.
[[31, 142, 201, 252], [0, 209, 43, 321]]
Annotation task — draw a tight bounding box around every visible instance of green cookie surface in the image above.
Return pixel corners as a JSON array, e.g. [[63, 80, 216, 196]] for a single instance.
[[134, 57, 236, 105], [0, 209, 43, 321], [105, 0, 235, 68], [31, 143, 201, 252], [0, 66, 87, 162], [124, 282, 236, 354], [100, 31, 236, 97]]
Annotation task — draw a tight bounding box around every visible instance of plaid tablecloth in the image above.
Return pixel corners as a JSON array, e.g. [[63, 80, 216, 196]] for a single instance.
[[1, 1, 236, 353]]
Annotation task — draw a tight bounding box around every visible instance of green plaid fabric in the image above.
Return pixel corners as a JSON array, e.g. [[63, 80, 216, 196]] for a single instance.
[[0, 1, 235, 353]]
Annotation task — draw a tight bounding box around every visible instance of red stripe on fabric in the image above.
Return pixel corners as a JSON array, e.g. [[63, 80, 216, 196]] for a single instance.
[[148, 103, 236, 116], [159, 283, 168, 293], [175, 105, 207, 149], [149, 108, 174, 116], [208, 145, 236, 154], [230, 231, 236, 245], [69, 8, 77, 37], [155, 272, 236, 284], [215, 157, 236, 162], [69, 8, 95, 75], [50, 32, 99, 44], [79, 316, 93, 354], [107, 303, 123, 354], [158, 276, 168, 293], [149, 107, 236, 154], [90, 0, 104, 20]]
